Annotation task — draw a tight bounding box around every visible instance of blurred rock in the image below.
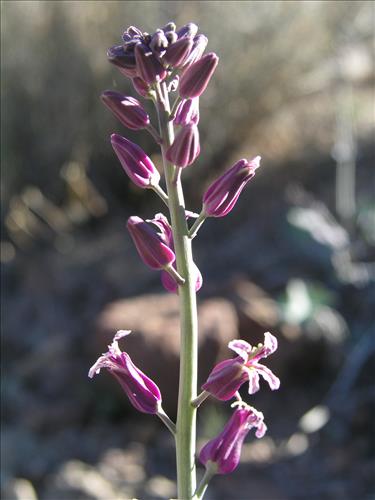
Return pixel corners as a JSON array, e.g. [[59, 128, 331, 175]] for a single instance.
[[95, 295, 238, 413], [42, 460, 132, 500], [2, 478, 38, 500], [144, 475, 176, 499]]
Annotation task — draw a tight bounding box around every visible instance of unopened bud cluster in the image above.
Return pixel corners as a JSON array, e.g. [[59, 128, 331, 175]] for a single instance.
[[90, 21, 280, 496]]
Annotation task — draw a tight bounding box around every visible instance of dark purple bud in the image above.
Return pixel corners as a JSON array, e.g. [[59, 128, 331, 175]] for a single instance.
[[166, 124, 200, 168], [132, 77, 151, 97], [111, 134, 160, 188], [162, 21, 176, 33], [202, 157, 260, 217], [199, 406, 267, 475], [179, 52, 219, 98], [101, 91, 150, 130], [176, 22, 198, 39], [150, 30, 169, 55], [165, 31, 178, 45], [164, 37, 194, 68], [127, 216, 175, 270], [135, 43, 167, 84], [180, 34, 208, 68], [174, 98, 200, 126], [127, 26, 143, 37], [89, 330, 162, 414], [107, 45, 138, 78]]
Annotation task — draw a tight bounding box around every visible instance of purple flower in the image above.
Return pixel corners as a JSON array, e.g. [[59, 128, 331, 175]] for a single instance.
[[179, 52, 219, 99], [101, 91, 150, 130], [199, 405, 267, 475], [166, 124, 200, 168], [202, 332, 280, 401], [111, 134, 160, 188], [89, 330, 162, 414], [174, 98, 200, 126], [202, 156, 261, 217], [148, 213, 202, 293], [127, 215, 175, 270]]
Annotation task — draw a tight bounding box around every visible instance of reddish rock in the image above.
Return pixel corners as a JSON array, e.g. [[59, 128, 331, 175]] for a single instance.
[[94, 294, 238, 414]]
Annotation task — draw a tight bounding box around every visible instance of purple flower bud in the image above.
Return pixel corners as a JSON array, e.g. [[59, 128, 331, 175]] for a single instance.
[[107, 45, 138, 78], [202, 157, 261, 217], [101, 91, 150, 130], [174, 98, 200, 126], [89, 330, 162, 414], [127, 216, 175, 270], [176, 22, 198, 39], [161, 22, 176, 33], [179, 52, 219, 98], [111, 134, 160, 188], [132, 77, 151, 97], [164, 37, 194, 68], [150, 30, 169, 56], [166, 124, 200, 168], [180, 35, 208, 69], [202, 332, 280, 401], [199, 405, 267, 474], [134, 43, 167, 84]]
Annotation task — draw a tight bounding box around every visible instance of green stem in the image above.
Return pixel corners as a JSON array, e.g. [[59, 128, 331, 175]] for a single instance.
[[193, 467, 215, 500], [155, 82, 198, 499], [157, 407, 177, 436], [188, 211, 207, 239], [191, 390, 210, 408], [150, 184, 169, 207]]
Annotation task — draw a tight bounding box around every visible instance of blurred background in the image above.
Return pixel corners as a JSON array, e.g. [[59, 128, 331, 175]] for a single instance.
[[1, 1, 374, 499]]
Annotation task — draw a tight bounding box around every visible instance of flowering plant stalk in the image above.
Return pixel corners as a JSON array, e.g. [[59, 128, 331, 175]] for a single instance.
[[90, 22, 280, 499]]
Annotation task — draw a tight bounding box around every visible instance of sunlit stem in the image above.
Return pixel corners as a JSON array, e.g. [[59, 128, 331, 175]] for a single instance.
[[193, 466, 215, 500], [157, 407, 177, 436], [165, 263, 185, 285], [150, 184, 169, 207], [191, 390, 210, 408], [189, 211, 207, 239], [169, 95, 182, 121], [154, 80, 198, 499], [146, 124, 163, 144]]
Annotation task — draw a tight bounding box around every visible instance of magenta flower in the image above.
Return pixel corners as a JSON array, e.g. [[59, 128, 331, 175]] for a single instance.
[[202, 156, 261, 217], [199, 404, 267, 475], [127, 215, 175, 270], [179, 52, 219, 98], [166, 124, 200, 168], [111, 134, 160, 188], [89, 330, 162, 414], [202, 332, 280, 401], [174, 98, 200, 126], [101, 91, 150, 130]]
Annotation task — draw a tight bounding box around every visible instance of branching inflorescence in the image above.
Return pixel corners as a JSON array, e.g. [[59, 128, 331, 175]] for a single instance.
[[89, 21, 280, 500]]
